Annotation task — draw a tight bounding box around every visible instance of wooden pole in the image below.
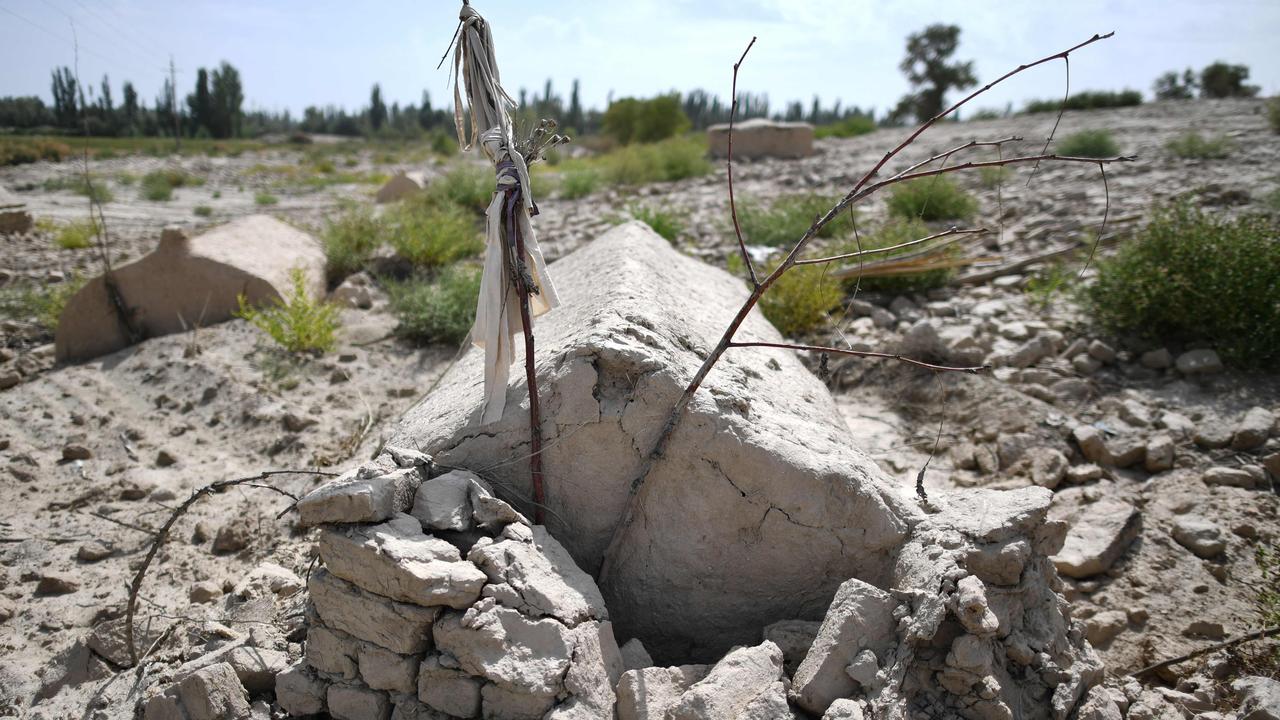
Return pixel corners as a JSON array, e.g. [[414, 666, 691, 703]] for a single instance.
[[511, 222, 545, 524]]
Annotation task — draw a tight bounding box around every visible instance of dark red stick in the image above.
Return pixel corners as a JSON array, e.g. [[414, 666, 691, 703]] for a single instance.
[[512, 221, 545, 524]]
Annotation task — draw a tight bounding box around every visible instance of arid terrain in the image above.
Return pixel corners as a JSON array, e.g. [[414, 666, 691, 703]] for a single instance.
[[2, 97, 1278, 718]]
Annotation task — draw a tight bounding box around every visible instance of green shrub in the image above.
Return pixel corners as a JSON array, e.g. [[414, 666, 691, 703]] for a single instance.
[[602, 135, 712, 186], [425, 165, 492, 217], [1085, 201, 1280, 367], [236, 268, 339, 354], [388, 201, 482, 269], [629, 204, 685, 242], [833, 218, 956, 292], [43, 175, 113, 203], [758, 263, 842, 336], [814, 115, 876, 139], [736, 193, 853, 247], [1024, 90, 1143, 114], [52, 219, 98, 250], [0, 138, 72, 166], [322, 206, 382, 283], [254, 192, 279, 206], [886, 177, 976, 221], [603, 94, 690, 145], [559, 169, 600, 199], [1166, 131, 1234, 159], [0, 274, 86, 330], [388, 265, 482, 344], [193, 205, 213, 217], [1056, 129, 1120, 158], [1269, 97, 1280, 134], [1025, 262, 1076, 311], [140, 169, 196, 201]]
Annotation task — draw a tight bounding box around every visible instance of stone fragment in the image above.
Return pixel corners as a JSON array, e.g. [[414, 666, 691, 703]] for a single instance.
[[1084, 610, 1128, 646], [708, 118, 814, 159], [1171, 517, 1226, 558], [1175, 349, 1223, 375], [1066, 463, 1104, 484], [389, 222, 915, 659], [1159, 411, 1196, 438], [1203, 467, 1256, 489], [480, 683, 555, 720], [1007, 335, 1056, 368], [328, 684, 390, 720], [1074, 686, 1122, 720], [76, 540, 112, 562], [1050, 498, 1141, 578], [57, 217, 326, 362], [298, 465, 422, 526], [762, 619, 820, 676], [376, 171, 428, 204], [1232, 407, 1275, 450], [417, 655, 482, 717], [432, 602, 572, 696], [1195, 421, 1234, 449], [1087, 340, 1116, 363], [309, 570, 440, 655], [391, 697, 451, 720], [947, 634, 992, 673], [358, 643, 419, 692], [1139, 348, 1172, 370], [1027, 447, 1068, 489], [619, 637, 654, 672], [469, 480, 528, 531], [954, 575, 999, 636], [1144, 435, 1175, 473], [1108, 435, 1145, 468], [1233, 676, 1280, 720], [616, 665, 710, 720], [467, 525, 607, 626], [964, 539, 1030, 586], [792, 579, 899, 715], [178, 662, 252, 720], [62, 443, 92, 460], [1072, 425, 1110, 465], [668, 641, 785, 720], [822, 699, 865, 720], [560, 620, 625, 716], [190, 581, 222, 604], [232, 562, 302, 599], [212, 518, 252, 554], [306, 624, 360, 679], [319, 514, 486, 609], [275, 660, 327, 717], [410, 470, 474, 531], [35, 573, 78, 596]]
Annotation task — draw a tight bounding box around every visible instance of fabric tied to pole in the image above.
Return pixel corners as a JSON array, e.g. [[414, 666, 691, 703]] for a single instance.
[[451, 7, 560, 424]]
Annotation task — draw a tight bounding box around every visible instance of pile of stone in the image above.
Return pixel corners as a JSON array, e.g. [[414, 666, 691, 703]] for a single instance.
[[274, 450, 625, 720]]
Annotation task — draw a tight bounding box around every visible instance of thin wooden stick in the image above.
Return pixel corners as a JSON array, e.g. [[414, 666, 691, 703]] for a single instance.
[[795, 227, 988, 266], [513, 223, 546, 525], [1130, 625, 1280, 679], [727, 342, 989, 374], [124, 469, 334, 667], [727, 37, 759, 287]]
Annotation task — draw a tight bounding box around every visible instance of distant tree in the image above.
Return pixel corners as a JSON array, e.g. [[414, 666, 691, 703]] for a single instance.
[[0, 96, 53, 128], [187, 68, 212, 136], [156, 77, 178, 137], [1153, 68, 1197, 100], [50, 66, 79, 129], [566, 79, 584, 133], [369, 83, 387, 131], [122, 81, 139, 134], [1199, 62, 1259, 99], [603, 93, 688, 144], [894, 24, 976, 124], [210, 62, 244, 138]]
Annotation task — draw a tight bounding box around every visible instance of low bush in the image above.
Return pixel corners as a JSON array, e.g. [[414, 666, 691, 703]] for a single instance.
[[388, 200, 483, 269], [1056, 129, 1120, 158], [758, 263, 842, 337], [1166, 131, 1234, 159], [254, 192, 279, 206], [886, 177, 977, 221], [1085, 201, 1280, 367], [52, 219, 98, 250], [628, 204, 685, 242], [322, 206, 382, 284], [815, 115, 877, 139], [1024, 90, 1143, 114], [388, 264, 482, 345], [0, 274, 86, 330], [0, 138, 72, 166], [236, 268, 339, 354], [737, 193, 853, 247], [43, 175, 114, 203], [559, 169, 600, 199], [140, 169, 196, 201], [602, 94, 690, 145], [425, 165, 492, 217], [1269, 97, 1280, 134], [601, 135, 712, 186], [193, 205, 213, 217], [833, 218, 956, 293]]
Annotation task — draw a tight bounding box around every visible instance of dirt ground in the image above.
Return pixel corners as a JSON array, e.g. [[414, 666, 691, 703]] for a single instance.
[[2, 97, 1278, 717]]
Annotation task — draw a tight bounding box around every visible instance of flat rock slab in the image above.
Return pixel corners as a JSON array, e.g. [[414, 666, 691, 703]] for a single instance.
[[468, 526, 607, 627], [1050, 495, 1141, 579], [390, 221, 915, 660], [708, 118, 815, 159], [56, 216, 326, 361], [791, 579, 899, 715], [309, 569, 441, 655], [298, 466, 421, 527]]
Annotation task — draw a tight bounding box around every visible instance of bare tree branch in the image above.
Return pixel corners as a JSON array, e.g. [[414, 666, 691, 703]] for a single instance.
[[795, 227, 988, 266], [726, 37, 759, 287], [726, 341, 989, 374]]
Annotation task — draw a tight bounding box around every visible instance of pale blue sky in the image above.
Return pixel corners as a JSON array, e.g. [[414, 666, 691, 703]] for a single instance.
[[2, 0, 1277, 118]]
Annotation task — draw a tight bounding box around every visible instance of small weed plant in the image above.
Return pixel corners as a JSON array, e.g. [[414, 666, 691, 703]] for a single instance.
[[236, 268, 339, 354], [814, 115, 877, 139], [1166, 131, 1234, 160], [738, 193, 853, 247], [886, 177, 977, 221], [254, 192, 279, 206], [757, 262, 842, 336], [387, 265, 482, 345], [629, 204, 686, 242], [1086, 201, 1280, 367], [1056, 129, 1120, 158], [388, 200, 483, 269], [559, 169, 600, 199], [52, 219, 98, 250]]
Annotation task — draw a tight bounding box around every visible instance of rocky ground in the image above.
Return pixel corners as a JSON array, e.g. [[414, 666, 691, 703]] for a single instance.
[[1, 97, 1278, 718]]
